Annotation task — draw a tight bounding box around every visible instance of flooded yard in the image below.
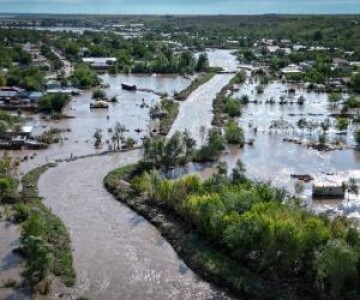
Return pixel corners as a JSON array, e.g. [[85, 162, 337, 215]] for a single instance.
[[5, 73, 194, 174]]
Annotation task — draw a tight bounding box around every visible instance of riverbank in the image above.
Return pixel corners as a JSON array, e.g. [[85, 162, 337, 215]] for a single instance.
[[20, 164, 75, 295]]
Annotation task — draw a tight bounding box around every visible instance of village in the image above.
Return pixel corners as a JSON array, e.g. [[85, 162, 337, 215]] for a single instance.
[[0, 13, 359, 300]]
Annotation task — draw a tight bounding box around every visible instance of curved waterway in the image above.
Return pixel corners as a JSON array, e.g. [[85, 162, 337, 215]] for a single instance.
[[39, 151, 231, 300]]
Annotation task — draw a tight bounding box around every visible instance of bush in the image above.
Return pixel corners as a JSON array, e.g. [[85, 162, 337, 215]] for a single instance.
[[230, 71, 246, 85], [106, 160, 360, 299], [195, 128, 226, 161], [92, 89, 106, 99], [225, 120, 245, 145], [345, 96, 360, 109], [224, 98, 241, 117], [70, 64, 100, 87], [20, 167, 75, 288], [38, 93, 71, 113], [335, 117, 349, 131]]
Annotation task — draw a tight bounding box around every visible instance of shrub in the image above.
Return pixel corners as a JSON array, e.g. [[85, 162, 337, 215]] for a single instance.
[[38, 93, 71, 113], [225, 120, 245, 145], [224, 98, 241, 117]]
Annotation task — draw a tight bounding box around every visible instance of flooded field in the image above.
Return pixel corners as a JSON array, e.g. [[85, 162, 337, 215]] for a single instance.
[[6, 73, 193, 174], [225, 79, 360, 220], [39, 151, 231, 300]]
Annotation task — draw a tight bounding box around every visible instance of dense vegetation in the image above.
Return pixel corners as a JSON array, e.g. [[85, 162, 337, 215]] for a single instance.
[[0, 152, 20, 203], [0, 154, 75, 295], [70, 63, 100, 87], [6, 67, 44, 91], [106, 159, 360, 299]]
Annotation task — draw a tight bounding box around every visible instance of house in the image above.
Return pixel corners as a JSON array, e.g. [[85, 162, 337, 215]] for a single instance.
[[23, 43, 51, 71], [0, 125, 33, 140], [332, 58, 351, 72], [281, 64, 302, 75], [78, 47, 90, 57], [293, 45, 307, 51], [81, 57, 117, 69], [265, 46, 280, 54], [349, 61, 360, 67], [299, 62, 313, 71], [280, 39, 291, 46], [32, 56, 51, 71], [46, 89, 73, 95], [0, 86, 24, 100], [312, 181, 345, 199], [45, 80, 62, 91], [28, 91, 43, 103]]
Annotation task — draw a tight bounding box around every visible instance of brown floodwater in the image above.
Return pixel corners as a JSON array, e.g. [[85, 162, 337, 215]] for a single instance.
[[5, 73, 194, 175], [0, 220, 29, 300], [169, 49, 238, 143], [38, 151, 232, 300], [224, 79, 360, 220], [0, 50, 237, 300], [2, 48, 359, 300]]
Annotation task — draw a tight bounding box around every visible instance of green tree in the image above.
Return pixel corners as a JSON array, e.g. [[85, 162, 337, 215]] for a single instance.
[[225, 120, 245, 144], [38, 93, 71, 113], [224, 98, 242, 117], [335, 118, 349, 131], [328, 93, 341, 106], [314, 239, 357, 298], [196, 53, 209, 72], [350, 73, 360, 93], [71, 64, 99, 87], [342, 178, 359, 203]]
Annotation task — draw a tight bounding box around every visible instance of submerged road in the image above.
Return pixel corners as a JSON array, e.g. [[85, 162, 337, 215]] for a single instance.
[[168, 49, 237, 144], [39, 151, 230, 300], [168, 73, 234, 144]]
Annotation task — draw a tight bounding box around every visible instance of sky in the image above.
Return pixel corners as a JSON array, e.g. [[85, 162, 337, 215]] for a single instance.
[[0, 0, 359, 14]]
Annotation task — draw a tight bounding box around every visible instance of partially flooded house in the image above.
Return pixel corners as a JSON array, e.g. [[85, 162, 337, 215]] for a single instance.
[[312, 181, 345, 199], [0, 125, 34, 149]]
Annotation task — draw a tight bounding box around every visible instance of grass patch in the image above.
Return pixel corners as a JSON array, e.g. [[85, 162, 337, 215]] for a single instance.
[[159, 99, 180, 136]]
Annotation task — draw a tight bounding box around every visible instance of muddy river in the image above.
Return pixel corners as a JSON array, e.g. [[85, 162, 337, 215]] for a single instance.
[[39, 151, 230, 300]]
